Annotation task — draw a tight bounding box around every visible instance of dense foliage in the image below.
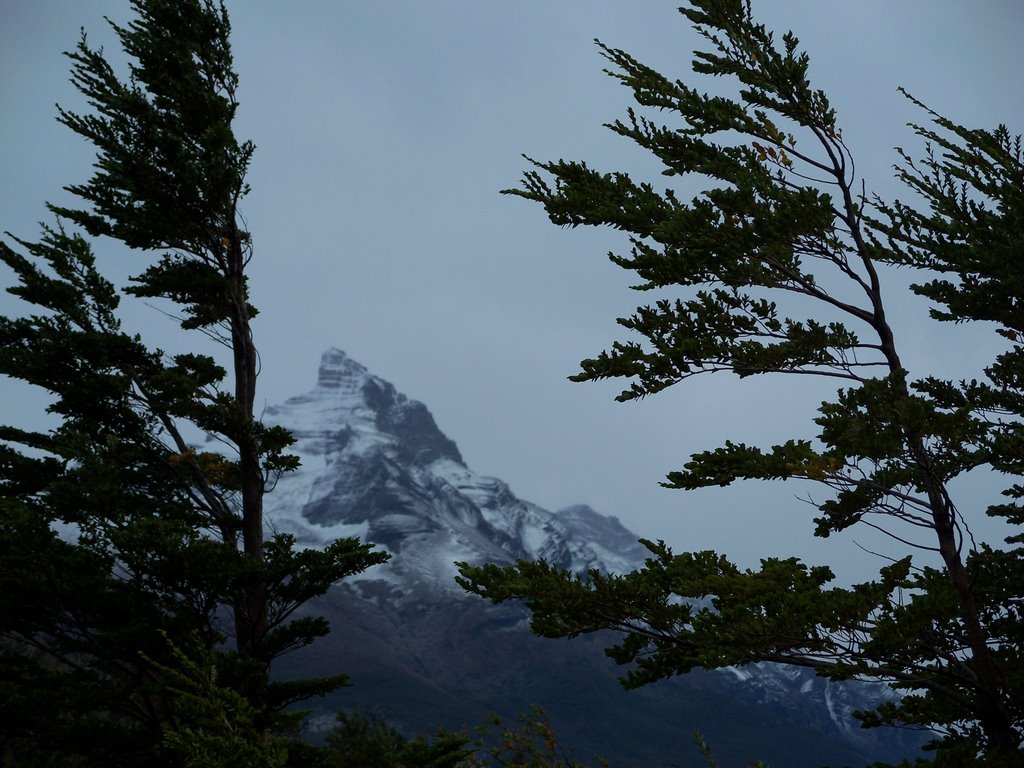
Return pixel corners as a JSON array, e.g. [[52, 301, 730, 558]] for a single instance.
[[458, 1, 1023, 763], [0, 2, 386, 765]]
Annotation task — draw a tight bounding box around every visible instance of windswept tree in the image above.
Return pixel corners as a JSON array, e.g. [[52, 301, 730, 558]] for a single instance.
[[459, 1, 1023, 763], [0, 1, 386, 764]]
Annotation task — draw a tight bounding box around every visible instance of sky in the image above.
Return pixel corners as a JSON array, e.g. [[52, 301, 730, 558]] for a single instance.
[[2, 1, 1023, 584]]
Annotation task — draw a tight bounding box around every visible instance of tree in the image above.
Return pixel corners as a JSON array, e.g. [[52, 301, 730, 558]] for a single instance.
[[320, 708, 473, 768], [458, 1, 1023, 763], [0, 1, 387, 764]]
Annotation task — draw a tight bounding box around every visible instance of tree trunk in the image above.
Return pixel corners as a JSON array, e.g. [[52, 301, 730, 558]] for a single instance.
[[225, 221, 267, 659], [915, 450, 1016, 753]]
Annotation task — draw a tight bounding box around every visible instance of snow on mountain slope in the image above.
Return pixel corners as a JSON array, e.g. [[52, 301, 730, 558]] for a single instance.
[[258, 348, 650, 594]]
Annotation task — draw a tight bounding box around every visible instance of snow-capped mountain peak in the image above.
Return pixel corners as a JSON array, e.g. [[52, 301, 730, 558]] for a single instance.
[[257, 349, 648, 593]]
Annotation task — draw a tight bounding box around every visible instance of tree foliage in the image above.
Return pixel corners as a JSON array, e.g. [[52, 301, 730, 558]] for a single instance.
[[317, 706, 617, 768], [458, 1, 1023, 763], [0, 1, 387, 764], [320, 708, 473, 768]]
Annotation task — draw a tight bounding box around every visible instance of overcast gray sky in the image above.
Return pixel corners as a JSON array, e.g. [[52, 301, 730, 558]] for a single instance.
[[3, 1, 1022, 583]]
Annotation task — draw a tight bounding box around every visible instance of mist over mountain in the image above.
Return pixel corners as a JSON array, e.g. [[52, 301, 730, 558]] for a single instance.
[[254, 348, 922, 767]]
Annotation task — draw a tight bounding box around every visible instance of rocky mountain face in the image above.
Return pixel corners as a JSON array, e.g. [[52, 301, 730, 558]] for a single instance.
[[260, 349, 922, 767]]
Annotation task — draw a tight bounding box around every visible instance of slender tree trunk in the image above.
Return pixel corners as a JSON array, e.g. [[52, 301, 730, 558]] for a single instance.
[[225, 219, 267, 659], [845, 172, 1017, 755], [915, 449, 1016, 753]]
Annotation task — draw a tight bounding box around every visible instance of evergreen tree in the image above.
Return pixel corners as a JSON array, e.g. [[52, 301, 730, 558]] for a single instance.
[[321, 708, 473, 768], [0, 1, 387, 764], [458, 1, 1023, 763]]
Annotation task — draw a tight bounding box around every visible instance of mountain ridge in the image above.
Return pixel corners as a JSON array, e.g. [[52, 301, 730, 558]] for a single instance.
[[260, 347, 652, 584]]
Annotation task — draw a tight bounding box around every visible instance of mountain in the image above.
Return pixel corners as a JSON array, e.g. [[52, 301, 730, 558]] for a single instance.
[[260, 348, 649, 579], [256, 348, 922, 767]]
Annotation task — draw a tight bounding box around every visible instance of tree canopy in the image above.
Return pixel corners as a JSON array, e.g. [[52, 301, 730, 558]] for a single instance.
[[458, 1, 1024, 763], [0, 1, 386, 764]]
